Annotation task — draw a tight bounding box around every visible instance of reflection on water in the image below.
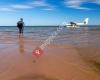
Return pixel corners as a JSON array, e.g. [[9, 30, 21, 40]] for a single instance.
[[18, 34, 24, 54]]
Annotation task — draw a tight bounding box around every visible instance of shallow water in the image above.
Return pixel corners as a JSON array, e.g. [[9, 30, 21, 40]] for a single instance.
[[0, 26, 100, 80], [0, 26, 100, 46]]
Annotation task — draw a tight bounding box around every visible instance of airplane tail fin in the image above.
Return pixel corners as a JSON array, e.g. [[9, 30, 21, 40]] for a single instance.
[[83, 18, 89, 25]]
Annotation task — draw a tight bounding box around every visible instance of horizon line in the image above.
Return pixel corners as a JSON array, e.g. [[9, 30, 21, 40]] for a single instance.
[[0, 25, 100, 26]]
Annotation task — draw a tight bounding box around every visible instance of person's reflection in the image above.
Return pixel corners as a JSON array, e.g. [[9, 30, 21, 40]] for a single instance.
[[18, 34, 24, 54]]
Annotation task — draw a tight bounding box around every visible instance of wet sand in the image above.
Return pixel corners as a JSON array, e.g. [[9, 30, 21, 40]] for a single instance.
[[0, 35, 100, 80], [76, 47, 100, 73]]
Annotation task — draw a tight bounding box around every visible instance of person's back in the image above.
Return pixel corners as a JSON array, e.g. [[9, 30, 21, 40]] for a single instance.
[[17, 21, 23, 28], [17, 18, 24, 34]]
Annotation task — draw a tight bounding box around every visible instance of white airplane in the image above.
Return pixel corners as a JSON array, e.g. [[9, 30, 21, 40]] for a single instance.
[[66, 18, 89, 28]]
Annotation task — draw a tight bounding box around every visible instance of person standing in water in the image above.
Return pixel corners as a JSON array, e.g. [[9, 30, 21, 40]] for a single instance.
[[17, 18, 24, 34]]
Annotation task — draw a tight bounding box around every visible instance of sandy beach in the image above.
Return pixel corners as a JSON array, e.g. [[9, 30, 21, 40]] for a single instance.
[[0, 0, 100, 80], [0, 33, 99, 80], [0, 0, 100, 79]]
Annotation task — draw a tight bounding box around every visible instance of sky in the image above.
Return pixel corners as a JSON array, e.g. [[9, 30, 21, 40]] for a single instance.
[[0, 0, 100, 26]]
